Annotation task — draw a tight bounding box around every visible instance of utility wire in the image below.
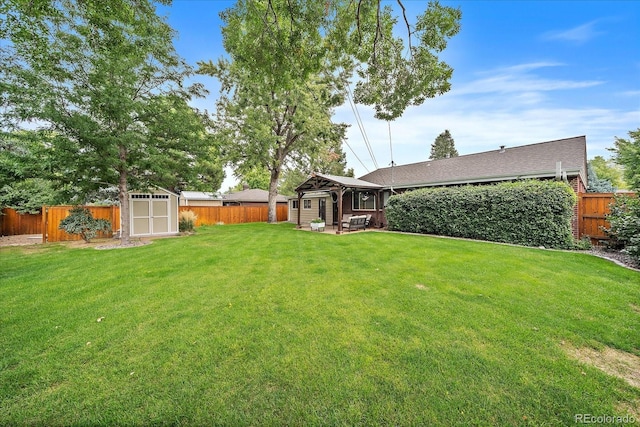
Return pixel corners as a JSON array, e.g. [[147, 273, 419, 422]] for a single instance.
[[345, 84, 379, 170]]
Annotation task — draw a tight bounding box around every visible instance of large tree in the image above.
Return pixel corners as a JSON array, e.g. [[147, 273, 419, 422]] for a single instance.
[[610, 129, 640, 191], [429, 129, 458, 160], [200, 0, 461, 222], [1, 0, 222, 244], [0, 131, 65, 213]]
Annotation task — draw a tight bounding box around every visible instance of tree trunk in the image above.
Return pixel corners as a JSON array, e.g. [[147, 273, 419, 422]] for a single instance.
[[118, 147, 131, 245], [267, 169, 280, 223]]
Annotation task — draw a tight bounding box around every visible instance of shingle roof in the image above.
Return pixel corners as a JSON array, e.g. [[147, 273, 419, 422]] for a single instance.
[[223, 188, 288, 203], [359, 136, 587, 189], [295, 172, 383, 193]]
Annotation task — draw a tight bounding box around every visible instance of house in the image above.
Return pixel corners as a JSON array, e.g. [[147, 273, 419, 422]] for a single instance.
[[129, 187, 180, 237], [292, 136, 588, 235], [179, 191, 223, 207], [222, 188, 288, 207]]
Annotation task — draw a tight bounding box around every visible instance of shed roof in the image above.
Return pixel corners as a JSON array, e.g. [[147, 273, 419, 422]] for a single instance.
[[359, 136, 587, 189]]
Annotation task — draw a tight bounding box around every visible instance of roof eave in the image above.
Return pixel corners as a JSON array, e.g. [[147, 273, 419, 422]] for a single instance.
[[382, 169, 583, 190]]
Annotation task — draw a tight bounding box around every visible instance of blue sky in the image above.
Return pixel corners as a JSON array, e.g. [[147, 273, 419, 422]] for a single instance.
[[159, 1, 640, 189]]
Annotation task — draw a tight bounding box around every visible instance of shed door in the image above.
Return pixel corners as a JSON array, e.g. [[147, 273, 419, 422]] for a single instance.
[[152, 196, 169, 234], [132, 196, 150, 235], [131, 194, 170, 235]]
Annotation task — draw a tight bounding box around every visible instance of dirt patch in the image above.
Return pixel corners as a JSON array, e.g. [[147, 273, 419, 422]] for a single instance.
[[0, 234, 152, 250], [563, 343, 640, 389], [616, 400, 640, 420], [0, 234, 42, 246], [94, 240, 150, 250]]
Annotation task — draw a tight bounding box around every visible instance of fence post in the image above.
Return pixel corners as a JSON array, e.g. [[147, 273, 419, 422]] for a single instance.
[[42, 206, 48, 243]]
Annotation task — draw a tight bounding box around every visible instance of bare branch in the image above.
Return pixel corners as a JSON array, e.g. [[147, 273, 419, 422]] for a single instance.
[[356, 0, 362, 44], [372, 0, 381, 64], [397, 0, 413, 54]]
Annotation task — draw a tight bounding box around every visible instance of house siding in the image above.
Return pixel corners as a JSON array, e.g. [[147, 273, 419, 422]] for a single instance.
[[289, 195, 334, 226]]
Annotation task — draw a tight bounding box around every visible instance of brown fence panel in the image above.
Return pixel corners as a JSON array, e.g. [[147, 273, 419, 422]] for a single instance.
[[1, 208, 43, 235], [578, 192, 636, 244], [44, 205, 120, 242], [179, 205, 289, 226], [277, 205, 288, 222]]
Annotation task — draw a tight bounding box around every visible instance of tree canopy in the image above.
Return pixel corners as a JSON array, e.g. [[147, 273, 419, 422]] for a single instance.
[[586, 162, 615, 193], [429, 129, 458, 160], [201, 0, 461, 221], [0, 131, 65, 213], [610, 129, 640, 191], [1, 0, 222, 243]]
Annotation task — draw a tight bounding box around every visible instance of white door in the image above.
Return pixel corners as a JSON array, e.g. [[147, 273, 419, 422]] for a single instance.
[[131, 194, 170, 236], [132, 196, 151, 236], [152, 198, 169, 233]]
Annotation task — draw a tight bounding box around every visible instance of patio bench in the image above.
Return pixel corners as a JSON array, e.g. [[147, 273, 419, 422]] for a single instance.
[[341, 215, 367, 232]]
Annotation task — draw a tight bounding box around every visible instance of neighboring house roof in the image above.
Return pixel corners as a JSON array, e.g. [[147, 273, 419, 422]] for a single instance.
[[295, 173, 383, 193], [180, 191, 222, 201], [359, 136, 587, 189], [223, 188, 288, 203]]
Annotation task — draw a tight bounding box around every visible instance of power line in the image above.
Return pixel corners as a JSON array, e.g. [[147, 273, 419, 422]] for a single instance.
[[345, 84, 379, 170]]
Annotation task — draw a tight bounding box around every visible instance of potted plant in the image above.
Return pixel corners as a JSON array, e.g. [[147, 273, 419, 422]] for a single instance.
[[310, 218, 325, 231]]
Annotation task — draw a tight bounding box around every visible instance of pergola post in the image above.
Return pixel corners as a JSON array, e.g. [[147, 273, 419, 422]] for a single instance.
[[376, 190, 382, 228], [336, 186, 343, 234], [296, 192, 302, 229]]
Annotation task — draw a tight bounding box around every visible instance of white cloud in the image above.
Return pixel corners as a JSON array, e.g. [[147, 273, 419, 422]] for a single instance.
[[453, 62, 604, 96], [541, 21, 603, 44], [618, 90, 640, 98]]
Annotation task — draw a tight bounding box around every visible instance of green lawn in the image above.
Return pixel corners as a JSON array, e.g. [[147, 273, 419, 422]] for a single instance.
[[1, 223, 639, 426]]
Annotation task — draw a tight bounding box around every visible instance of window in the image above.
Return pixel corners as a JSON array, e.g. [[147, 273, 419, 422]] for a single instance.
[[352, 191, 376, 210], [303, 199, 312, 209], [291, 200, 299, 209]]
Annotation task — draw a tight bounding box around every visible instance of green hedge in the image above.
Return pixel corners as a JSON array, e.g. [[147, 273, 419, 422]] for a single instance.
[[385, 180, 577, 248]]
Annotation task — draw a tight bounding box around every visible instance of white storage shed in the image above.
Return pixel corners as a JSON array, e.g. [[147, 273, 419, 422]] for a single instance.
[[129, 187, 179, 237]]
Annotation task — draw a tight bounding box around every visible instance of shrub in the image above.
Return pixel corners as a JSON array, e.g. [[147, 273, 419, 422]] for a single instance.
[[179, 210, 197, 232], [58, 206, 111, 243], [386, 180, 576, 249], [603, 195, 640, 260]]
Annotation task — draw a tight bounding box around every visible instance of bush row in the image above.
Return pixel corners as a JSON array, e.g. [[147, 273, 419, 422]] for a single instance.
[[385, 180, 577, 249]]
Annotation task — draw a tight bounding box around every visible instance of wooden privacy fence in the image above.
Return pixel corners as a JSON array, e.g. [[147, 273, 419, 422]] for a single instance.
[[2, 204, 289, 241], [578, 192, 636, 244], [44, 205, 120, 243], [179, 205, 288, 227], [0, 208, 41, 236]]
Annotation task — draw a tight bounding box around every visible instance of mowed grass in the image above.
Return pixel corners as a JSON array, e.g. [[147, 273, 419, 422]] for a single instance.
[[1, 223, 639, 426]]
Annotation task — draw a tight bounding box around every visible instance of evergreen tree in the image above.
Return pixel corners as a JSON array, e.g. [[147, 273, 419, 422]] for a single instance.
[[429, 130, 459, 159]]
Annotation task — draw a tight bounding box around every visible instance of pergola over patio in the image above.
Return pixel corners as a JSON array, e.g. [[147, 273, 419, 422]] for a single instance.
[[294, 173, 383, 234]]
